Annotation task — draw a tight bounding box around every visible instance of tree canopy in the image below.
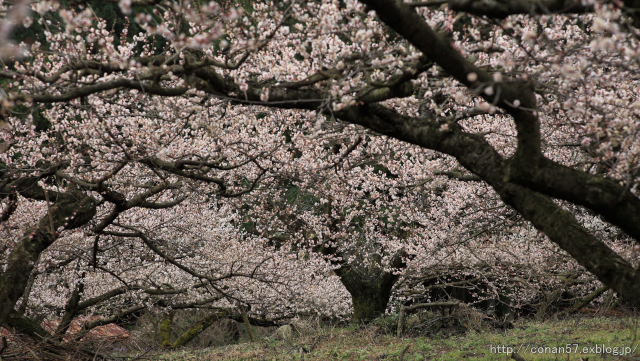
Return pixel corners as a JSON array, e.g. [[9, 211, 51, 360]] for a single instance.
[[0, 0, 639, 351]]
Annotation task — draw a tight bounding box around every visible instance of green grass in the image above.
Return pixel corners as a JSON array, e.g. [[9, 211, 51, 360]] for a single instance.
[[142, 316, 640, 360]]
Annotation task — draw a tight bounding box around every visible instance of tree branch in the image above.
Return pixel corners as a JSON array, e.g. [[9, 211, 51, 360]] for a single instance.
[[447, 0, 593, 18]]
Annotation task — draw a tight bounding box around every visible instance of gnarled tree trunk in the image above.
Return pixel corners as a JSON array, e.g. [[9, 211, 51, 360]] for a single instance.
[[334, 251, 407, 324], [344, 278, 397, 323]]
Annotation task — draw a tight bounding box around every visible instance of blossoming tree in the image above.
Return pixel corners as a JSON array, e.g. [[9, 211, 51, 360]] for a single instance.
[[1, 0, 639, 345]]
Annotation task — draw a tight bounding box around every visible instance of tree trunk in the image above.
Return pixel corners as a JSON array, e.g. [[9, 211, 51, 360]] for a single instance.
[[54, 281, 84, 339], [348, 282, 395, 324], [158, 310, 175, 348], [17, 259, 38, 314], [335, 251, 407, 324]]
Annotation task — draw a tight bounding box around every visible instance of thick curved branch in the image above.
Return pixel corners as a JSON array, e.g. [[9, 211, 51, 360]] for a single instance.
[[139, 196, 186, 209], [76, 286, 132, 311], [447, 0, 593, 18], [434, 170, 482, 182], [159, 308, 285, 349], [156, 295, 223, 309], [125, 182, 181, 208], [139, 156, 265, 197], [30, 60, 125, 84], [508, 158, 640, 242], [140, 156, 226, 188], [193, 65, 415, 107], [409, 1, 447, 8], [13, 78, 187, 103], [175, 154, 261, 171], [447, 0, 640, 26], [276, 70, 340, 89], [71, 0, 164, 7]]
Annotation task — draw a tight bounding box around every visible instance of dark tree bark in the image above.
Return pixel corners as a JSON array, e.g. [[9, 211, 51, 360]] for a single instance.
[[331, 250, 407, 323], [342, 277, 398, 324], [446, 0, 593, 18], [445, 0, 640, 27]]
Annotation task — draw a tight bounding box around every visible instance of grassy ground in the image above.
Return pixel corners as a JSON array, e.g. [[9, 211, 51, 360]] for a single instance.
[[147, 315, 640, 361]]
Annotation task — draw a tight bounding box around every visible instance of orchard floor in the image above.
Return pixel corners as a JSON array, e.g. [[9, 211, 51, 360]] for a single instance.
[[151, 316, 640, 361]]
